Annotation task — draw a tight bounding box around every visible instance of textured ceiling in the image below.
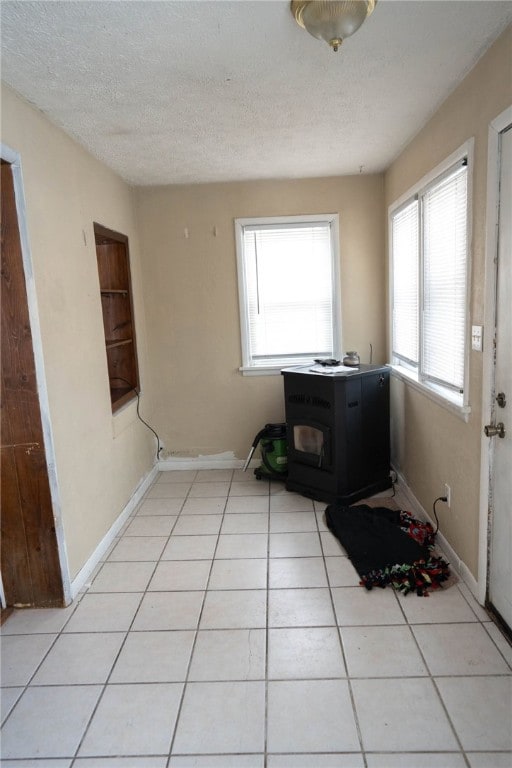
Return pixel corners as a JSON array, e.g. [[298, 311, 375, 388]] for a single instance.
[[1, 1, 511, 186]]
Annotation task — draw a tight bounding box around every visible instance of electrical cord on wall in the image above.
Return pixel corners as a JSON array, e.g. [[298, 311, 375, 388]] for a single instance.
[[432, 496, 447, 537], [110, 377, 163, 460]]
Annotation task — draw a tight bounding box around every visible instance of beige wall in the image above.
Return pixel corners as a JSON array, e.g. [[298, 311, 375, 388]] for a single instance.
[[135, 175, 385, 461], [4, 24, 509, 588], [1, 85, 155, 580], [385, 26, 512, 578]]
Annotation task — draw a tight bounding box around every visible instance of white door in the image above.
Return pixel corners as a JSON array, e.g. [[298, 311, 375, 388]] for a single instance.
[[488, 124, 512, 630]]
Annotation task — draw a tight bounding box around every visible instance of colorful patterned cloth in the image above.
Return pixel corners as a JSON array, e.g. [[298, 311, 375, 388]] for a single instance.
[[362, 510, 450, 596], [325, 504, 451, 597]]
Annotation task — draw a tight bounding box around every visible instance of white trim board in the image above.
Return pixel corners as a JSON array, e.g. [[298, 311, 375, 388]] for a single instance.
[[69, 465, 159, 599], [158, 453, 254, 471], [394, 469, 479, 601], [0, 574, 6, 610]]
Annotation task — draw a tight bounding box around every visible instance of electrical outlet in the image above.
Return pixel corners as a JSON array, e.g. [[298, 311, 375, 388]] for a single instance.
[[443, 483, 451, 507]]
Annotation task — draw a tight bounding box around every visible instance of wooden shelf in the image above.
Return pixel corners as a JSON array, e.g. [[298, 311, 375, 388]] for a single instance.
[[110, 385, 134, 393], [95, 222, 139, 413], [106, 339, 133, 350]]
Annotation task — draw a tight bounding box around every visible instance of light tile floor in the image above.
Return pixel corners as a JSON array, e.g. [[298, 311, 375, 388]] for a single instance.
[[1, 469, 511, 768]]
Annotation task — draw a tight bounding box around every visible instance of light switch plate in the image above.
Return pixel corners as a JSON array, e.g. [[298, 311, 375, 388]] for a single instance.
[[471, 325, 483, 351]]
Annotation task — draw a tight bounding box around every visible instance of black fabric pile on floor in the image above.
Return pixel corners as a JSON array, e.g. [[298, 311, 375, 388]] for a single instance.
[[325, 504, 451, 596]]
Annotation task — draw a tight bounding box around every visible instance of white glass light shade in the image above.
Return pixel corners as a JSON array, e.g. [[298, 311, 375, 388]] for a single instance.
[[291, 0, 377, 51]]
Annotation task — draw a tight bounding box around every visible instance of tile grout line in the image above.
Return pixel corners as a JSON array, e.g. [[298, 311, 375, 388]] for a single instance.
[[263, 476, 273, 768], [318, 499, 369, 768], [165, 469, 235, 766], [396, 585, 471, 767], [456, 583, 512, 671], [69, 470, 193, 767], [3, 478, 511, 764], [321, 492, 488, 767], [9, 671, 511, 686], [0, 580, 89, 734]]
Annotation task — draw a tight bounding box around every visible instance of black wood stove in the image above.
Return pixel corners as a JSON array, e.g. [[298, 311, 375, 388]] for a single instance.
[[282, 364, 391, 505]]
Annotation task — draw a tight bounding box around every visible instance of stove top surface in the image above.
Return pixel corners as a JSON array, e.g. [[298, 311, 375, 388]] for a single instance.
[[282, 363, 389, 378]]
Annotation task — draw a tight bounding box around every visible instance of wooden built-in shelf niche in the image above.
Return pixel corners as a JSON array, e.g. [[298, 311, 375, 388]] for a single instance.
[[94, 223, 140, 412]]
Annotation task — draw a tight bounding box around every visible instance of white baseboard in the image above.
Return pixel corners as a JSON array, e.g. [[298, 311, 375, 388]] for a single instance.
[[70, 462, 481, 604], [70, 464, 159, 599], [158, 452, 254, 471], [394, 468, 480, 601]]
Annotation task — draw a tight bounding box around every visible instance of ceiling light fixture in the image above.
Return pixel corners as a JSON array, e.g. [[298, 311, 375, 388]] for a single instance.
[[291, 0, 377, 52]]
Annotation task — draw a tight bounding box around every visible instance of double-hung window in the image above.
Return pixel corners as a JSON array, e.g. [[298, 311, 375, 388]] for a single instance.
[[390, 144, 472, 414], [235, 214, 342, 374]]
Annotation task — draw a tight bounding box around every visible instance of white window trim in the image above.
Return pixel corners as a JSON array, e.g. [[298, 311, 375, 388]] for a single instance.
[[235, 213, 342, 375], [388, 139, 474, 421], [390, 365, 471, 421]]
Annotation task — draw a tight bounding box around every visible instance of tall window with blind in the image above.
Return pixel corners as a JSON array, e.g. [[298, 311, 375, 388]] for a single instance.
[[235, 214, 341, 372], [390, 155, 470, 405]]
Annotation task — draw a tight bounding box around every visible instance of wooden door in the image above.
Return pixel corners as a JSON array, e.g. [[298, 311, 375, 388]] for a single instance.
[[1, 160, 64, 608]]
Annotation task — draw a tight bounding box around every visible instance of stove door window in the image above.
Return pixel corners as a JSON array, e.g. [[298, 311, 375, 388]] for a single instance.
[[290, 422, 331, 469], [294, 426, 323, 455]]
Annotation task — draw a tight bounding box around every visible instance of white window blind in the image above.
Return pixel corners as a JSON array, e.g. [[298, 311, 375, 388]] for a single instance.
[[390, 150, 470, 408], [422, 165, 468, 391], [236, 216, 340, 369], [391, 200, 419, 365]]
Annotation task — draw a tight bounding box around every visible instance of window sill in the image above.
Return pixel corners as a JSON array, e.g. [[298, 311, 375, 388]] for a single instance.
[[390, 365, 471, 422], [239, 357, 330, 376], [239, 365, 286, 376]]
